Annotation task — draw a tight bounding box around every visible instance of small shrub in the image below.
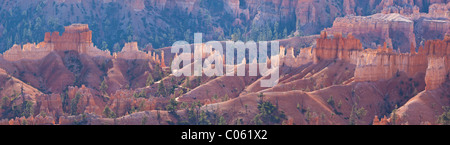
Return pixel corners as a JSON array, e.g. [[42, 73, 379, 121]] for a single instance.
[[437, 106, 450, 125], [327, 96, 335, 108]]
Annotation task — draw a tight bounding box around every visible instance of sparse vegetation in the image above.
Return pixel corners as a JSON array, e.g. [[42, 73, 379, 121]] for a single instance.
[[349, 103, 367, 125], [146, 74, 154, 87], [166, 98, 179, 118], [100, 79, 108, 94], [133, 89, 147, 98], [253, 94, 286, 125], [391, 105, 398, 125], [157, 81, 167, 97], [222, 94, 229, 102], [103, 106, 116, 118], [1, 96, 9, 110], [70, 93, 82, 115], [327, 96, 335, 108], [141, 115, 148, 125], [184, 77, 190, 88], [176, 101, 227, 125], [437, 106, 450, 125]]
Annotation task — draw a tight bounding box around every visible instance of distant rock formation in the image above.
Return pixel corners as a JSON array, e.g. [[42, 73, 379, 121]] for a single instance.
[[279, 46, 313, 68], [2, 43, 52, 61], [428, 3, 450, 18], [376, 0, 449, 13], [1, 24, 168, 69], [114, 42, 150, 60], [324, 13, 416, 53], [2, 24, 111, 61], [324, 4, 450, 53]]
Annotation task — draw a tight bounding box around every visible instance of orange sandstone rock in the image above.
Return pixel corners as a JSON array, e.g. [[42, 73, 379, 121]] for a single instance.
[[161, 50, 166, 68], [425, 56, 447, 90], [36, 94, 63, 118], [45, 24, 93, 52], [314, 32, 363, 63]]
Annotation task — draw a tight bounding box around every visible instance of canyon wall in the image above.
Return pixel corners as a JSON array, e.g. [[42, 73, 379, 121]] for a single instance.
[[324, 13, 416, 53], [315, 32, 450, 90], [354, 49, 429, 82], [354, 37, 449, 87], [423, 36, 450, 90], [325, 3, 449, 53], [425, 56, 448, 90], [414, 3, 450, 45], [415, 18, 450, 45]]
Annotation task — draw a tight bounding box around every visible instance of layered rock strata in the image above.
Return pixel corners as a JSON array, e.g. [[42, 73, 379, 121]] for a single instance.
[[1, 24, 166, 68], [325, 4, 450, 53]]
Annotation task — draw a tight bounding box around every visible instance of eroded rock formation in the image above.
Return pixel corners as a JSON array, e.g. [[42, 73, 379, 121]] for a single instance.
[[324, 13, 416, 52], [35, 94, 64, 118], [44, 24, 92, 51], [315, 32, 450, 90], [2, 24, 111, 61], [279, 46, 313, 68], [114, 42, 151, 60], [314, 32, 363, 63], [1, 23, 166, 66], [2, 43, 52, 61], [325, 3, 450, 53]]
